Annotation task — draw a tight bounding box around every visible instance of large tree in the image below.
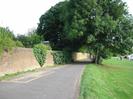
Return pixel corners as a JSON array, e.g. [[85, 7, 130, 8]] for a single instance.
[[65, 0, 133, 64], [37, 0, 133, 64]]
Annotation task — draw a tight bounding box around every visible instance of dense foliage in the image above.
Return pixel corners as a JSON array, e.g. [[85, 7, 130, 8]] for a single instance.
[[37, 0, 133, 64], [15, 40, 24, 47], [64, 0, 133, 64], [52, 51, 72, 64], [37, 2, 68, 50], [17, 31, 43, 48], [33, 44, 49, 67], [0, 27, 16, 56]]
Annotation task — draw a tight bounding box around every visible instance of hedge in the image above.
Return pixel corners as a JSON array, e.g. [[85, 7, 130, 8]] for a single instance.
[[33, 44, 49, 67], [52, 51, 72, 64]]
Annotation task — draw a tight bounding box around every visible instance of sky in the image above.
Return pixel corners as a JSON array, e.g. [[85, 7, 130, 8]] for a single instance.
[[0, 0, 64, 35], [0, 0, 133, 36]]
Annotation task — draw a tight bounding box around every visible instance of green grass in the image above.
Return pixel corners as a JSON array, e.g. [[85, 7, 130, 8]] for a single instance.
[[79, 58, 133, 99]]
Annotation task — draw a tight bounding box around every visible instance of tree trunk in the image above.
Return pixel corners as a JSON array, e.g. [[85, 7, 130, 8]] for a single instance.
[[94, 50, 102, 64]]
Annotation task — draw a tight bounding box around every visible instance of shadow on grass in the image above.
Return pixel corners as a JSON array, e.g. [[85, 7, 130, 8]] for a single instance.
[[100, 64, 133, 71]]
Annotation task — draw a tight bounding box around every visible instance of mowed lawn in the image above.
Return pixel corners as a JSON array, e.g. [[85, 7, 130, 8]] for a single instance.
[[79, 58, 133, 99]]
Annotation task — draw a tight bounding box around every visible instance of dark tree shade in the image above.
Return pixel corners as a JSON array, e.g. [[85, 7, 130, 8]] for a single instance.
[[37, 2, 67, 50]]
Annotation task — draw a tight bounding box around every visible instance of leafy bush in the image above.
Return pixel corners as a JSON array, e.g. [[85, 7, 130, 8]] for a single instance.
[[33, 44, 48, 67], [0, 27, 16, 56], [16, 32, 43, 48], [15, 40, 24, 47], [52, 51, 72, 64]]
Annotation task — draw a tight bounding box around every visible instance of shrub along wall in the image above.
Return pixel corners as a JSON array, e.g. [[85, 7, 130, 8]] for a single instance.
[[52, 51, 72, 64], [33, 44, 48, 67]]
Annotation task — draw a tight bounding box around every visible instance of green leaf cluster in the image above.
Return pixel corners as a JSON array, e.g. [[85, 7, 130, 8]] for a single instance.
[[17, 31, 43, 48], [0, 27, 16, 56], [33, 44, 48, 67], [52, 51, 72, 64]]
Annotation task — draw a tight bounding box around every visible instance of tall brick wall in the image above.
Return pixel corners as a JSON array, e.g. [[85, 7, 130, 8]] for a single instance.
[[0, 48, 92, 76], [0, 48, 54, 76]]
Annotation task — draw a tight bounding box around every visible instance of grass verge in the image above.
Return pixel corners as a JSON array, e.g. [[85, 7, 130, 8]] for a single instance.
[[79, 58, 133, 99], [0, 69, 36, 81], [0, 64, 62, 81]]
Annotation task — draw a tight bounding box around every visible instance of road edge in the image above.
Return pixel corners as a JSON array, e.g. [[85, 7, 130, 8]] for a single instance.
[[74, 65, 85, 99]]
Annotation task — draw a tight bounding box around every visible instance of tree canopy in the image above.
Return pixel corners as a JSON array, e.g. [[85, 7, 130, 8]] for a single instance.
[[37, 0, 133, 64], [37, 2, 67, 50]]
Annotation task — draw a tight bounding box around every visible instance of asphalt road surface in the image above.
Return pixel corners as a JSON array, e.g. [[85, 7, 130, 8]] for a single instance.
[[0, 64, 84, 99]]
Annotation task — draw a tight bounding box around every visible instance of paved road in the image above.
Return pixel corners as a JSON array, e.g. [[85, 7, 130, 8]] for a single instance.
[[0, 64, 84, 99]]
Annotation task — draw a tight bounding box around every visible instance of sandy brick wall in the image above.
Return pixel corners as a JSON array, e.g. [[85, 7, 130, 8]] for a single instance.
[[0, 48, 54, 76], [72, 52, 92, 62], [0, 49, 92, 76]]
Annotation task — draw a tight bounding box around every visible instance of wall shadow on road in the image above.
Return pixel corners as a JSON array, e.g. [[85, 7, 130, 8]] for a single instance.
[[71, 61, 93, 65]]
